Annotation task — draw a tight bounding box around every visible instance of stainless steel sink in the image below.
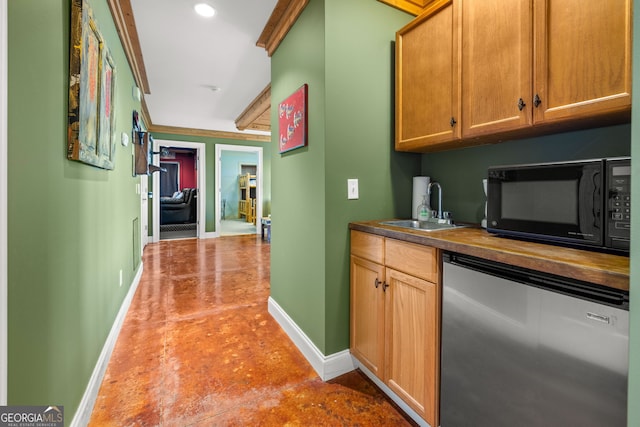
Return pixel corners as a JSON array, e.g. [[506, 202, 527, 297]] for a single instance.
[[379, 219, 466, 232]]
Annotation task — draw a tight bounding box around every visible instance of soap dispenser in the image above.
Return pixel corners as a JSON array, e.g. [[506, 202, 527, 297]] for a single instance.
[[417, 195, 431, 221]]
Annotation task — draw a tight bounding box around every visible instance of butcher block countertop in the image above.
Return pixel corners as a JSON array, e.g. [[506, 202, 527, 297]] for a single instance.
[[349, 220, 630, 292]]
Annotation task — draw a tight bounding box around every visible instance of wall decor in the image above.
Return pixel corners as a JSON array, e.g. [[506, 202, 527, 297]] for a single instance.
[[67, 0, 117, 170], [132, 110, 147, 175], [278, 84, 308, 154], [133, 130, 150, 175]]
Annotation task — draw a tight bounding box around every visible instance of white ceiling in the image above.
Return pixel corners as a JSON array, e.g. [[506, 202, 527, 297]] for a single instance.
[[130, 0, 278, 135]]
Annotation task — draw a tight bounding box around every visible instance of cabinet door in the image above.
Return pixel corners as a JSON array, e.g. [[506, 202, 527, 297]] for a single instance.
[[385, 268, 440, 426], [462, 0, 533, 137], [395, 0, 461, 152], [350, 256, 386, 379], [533, 0, 632, 123]]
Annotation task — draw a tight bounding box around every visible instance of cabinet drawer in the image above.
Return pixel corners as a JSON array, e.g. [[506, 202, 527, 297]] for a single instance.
[[385, 238, 438, 282], [351, 230, 385, 264]]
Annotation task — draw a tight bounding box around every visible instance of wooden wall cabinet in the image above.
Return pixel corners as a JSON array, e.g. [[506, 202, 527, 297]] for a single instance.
[[532, 0, 632, 125], [395, 0, 461, 152], [350, 231, 441, 426], [463, 0, 632, 139], [396, 0, 632, 151], [461, 0, 533, 137]]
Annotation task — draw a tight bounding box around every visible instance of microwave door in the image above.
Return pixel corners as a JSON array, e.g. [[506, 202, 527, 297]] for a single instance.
[[487, 161, 604, 247]]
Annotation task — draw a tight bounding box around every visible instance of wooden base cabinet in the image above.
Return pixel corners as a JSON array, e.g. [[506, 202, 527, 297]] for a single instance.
[[350, 255, 385, 378], [350, 230, 441, 426], [385, 268, 439, 423]]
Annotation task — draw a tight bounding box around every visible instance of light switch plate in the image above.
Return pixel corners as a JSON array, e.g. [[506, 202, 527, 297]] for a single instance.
[[348, 179, 359, 200]]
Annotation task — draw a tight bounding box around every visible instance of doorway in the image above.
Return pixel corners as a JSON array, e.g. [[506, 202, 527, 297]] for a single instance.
[[152, 139, 206, 242], [215, 144, 263, 236]]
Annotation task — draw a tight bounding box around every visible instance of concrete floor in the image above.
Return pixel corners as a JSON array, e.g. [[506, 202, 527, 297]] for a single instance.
[[88, 235, 414, 426]]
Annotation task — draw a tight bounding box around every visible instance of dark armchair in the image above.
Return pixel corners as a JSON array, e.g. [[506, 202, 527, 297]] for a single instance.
[[160, 188, 197, 225]]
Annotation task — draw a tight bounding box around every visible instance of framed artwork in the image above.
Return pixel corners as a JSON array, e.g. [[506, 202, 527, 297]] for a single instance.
[[278, 84, 308, 154], [67, 0, 117, 170]]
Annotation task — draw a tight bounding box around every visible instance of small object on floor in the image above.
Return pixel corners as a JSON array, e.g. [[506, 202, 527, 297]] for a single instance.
[[261, 217, 271, 242]]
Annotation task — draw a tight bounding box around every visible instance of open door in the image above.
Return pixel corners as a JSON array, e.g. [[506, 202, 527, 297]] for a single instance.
[[152, 139, 206, 241], [215, 144, 263, 237]]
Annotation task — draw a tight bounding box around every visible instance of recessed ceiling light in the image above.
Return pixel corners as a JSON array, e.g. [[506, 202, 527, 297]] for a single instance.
[[194, 3, 215, 17]]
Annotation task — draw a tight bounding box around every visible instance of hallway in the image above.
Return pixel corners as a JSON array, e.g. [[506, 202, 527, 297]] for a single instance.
[[89, 235, 414, 426]]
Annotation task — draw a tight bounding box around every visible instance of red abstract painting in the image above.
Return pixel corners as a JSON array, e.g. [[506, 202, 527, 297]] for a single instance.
[[278, 84, 308, 154]]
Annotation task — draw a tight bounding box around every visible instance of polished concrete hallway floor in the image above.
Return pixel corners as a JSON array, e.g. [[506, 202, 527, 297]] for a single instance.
[[89, 235, 415, 426]]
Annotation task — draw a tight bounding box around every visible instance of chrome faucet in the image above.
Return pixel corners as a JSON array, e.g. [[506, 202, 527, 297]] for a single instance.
[[428, 182, 442, 220]]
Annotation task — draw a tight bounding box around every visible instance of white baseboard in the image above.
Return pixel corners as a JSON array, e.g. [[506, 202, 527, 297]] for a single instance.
[[203, 231, 218, 239], [267, 297, 354, 381], [71, 263, 144, 427]]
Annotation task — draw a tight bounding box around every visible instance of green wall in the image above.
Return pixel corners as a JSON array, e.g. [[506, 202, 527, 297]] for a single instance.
[[422, 124, 631, 223], [270, 0, 416, 354], [270, 0, 328, 352], [8, 0, 142, 422], [150, 133, 271, 232], [627, 0, 640, 424]]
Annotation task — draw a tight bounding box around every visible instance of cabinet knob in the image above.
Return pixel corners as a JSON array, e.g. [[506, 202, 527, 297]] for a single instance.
[[518, 98, 526, 111], [533, 94, 542, 107], [450, 117, 457, 127], [383, 282, 390, 292], [374, 278, 382, 288]]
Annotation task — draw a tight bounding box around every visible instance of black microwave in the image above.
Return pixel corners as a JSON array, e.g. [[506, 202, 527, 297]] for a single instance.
[[487, 157, 631, 254]]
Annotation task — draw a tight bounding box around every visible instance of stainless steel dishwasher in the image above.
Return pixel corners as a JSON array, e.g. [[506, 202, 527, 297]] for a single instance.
[[441, 252, 629, 427]]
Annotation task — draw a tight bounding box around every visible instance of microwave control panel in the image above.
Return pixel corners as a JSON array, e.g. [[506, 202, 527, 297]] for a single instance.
[[606, 158, 631, 251]]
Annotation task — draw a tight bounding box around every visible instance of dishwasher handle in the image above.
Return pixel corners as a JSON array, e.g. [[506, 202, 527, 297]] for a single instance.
[[443, 252, 629, 310]]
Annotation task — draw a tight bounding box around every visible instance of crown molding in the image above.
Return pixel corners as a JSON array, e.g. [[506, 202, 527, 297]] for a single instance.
[[139, 98, 152, 130], [107, 0, 150, 94], [257, 0, 309, 57], [148, 124, 271, 143], [235, 84, 271, 131]]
